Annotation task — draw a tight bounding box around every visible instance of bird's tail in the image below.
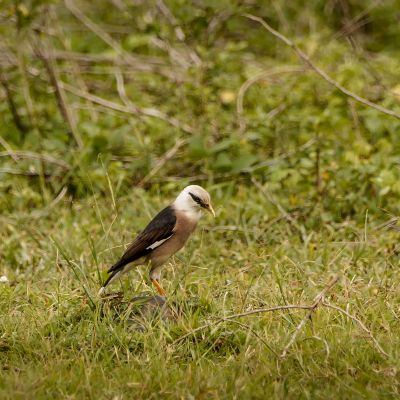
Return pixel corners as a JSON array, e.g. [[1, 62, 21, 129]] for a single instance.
[[98, 267, 122, 296]]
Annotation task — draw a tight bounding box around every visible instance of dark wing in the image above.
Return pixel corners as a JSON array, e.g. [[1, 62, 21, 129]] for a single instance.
[[108, 206, 176, 273]]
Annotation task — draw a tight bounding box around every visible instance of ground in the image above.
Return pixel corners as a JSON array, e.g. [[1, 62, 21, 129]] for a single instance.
[[1, 186, 400, 399]]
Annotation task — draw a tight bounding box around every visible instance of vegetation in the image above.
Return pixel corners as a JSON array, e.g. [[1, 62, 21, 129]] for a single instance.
[[1, 0, 400, 398]]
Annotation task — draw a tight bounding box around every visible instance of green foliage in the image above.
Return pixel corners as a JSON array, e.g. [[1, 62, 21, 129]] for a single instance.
[[0, 0, 400, 224], [1, 0, 400, 398]]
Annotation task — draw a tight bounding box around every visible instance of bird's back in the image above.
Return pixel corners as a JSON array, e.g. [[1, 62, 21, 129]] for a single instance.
[[148, 209, 198, 267], [108, 206, 176, 273]]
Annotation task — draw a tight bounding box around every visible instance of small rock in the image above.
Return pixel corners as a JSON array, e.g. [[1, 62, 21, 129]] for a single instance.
[[0, 276, 9, 284], [100, 293, 179, 332]]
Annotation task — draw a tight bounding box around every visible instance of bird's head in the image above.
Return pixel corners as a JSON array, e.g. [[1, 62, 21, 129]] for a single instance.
[[174, 185, 215, 218]]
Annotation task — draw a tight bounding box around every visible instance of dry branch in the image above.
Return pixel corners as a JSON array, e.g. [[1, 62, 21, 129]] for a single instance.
[[115, 70, 132, 108], [35, 44, 83, 148], [64, 0, 131, 64], [280, 275, 339, 358], [244, 14, 400, 120], [156, 0, 201, 66], [174, 304, 314, 344], [0, 73, 27, 136], [60, 81, 195, 134], [50, 50, 184, 81], [64, 0, 185, 79], [173, 275, 388, 359], [51, 12, 100, 124], [151, 37, 192, 69], [0, 168, 59, 177], [0, 136, 19, 163], [0, 150, 70, 169]]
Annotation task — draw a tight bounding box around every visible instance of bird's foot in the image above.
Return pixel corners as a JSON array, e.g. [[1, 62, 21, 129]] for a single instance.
[[151, 279, 167, 297]]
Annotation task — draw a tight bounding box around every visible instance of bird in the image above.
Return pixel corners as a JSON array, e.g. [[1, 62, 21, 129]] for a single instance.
[[98, 185, 215, 297]]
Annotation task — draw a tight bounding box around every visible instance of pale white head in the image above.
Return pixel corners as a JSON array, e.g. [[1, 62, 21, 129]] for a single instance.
[[173, 185, 215, 219]]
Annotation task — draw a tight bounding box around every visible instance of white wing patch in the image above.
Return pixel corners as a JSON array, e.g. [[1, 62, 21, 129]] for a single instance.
[[146, 234, 173, 250]]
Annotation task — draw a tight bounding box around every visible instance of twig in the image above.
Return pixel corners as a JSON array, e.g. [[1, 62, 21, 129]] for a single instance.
[[207, 10, 232, 36], [375, 217, 399, 231], [35, 43, 83, 148], [64, 0, 186, 80], [15, 47, 38, 132], [265, 103, 287, 119], [151, 37, 192, 69], [332, 3, 377, 41], [156, 0, 201, 66], [0, 167, 59, 177], [157, 0, 186, 42], [279, 275, 339, 358], [244, 14, 400, 120], [321, 301, 389, 358], [115, 70, 132, 108], [174, 304, 314, 344], [51, 50, 165, 65], [64, 0, 132, 65], [0, 136, 19, 163], [0, 73, 28, 136], [60, 81, 195, 134], [138, 138, 188, 187], [29, 186, 68, 218], [51, 9, 99, 124], [174, 275, 387, 358], [50, 50, 184, 81], [0, 150, 70, 169]]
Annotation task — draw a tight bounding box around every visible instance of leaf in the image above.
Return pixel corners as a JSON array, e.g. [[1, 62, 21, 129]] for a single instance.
[[210, 138, 236, 154], [231, 154, 258, 173], [213, 152, 233, 172], [188, 136, 210, 159]]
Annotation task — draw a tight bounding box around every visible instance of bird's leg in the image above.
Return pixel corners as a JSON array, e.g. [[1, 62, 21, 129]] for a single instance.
[[151, 279, 166, 296]]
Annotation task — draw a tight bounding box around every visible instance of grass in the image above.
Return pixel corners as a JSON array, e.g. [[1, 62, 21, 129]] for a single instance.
[[2, 0, 400, 397], [1, 183, 400, 399]]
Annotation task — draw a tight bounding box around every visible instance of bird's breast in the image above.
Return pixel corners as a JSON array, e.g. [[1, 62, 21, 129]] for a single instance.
[[148, 211, 198, 266]]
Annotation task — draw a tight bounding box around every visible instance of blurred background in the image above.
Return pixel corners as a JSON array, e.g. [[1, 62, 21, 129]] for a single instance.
[[1, 0, 400, 224]]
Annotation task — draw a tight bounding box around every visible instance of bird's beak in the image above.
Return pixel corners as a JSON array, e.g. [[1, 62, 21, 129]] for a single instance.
[[207, 204, 216, 217]]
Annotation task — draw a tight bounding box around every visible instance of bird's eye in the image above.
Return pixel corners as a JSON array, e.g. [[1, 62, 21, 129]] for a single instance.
[[189, 192, 205, 207]]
